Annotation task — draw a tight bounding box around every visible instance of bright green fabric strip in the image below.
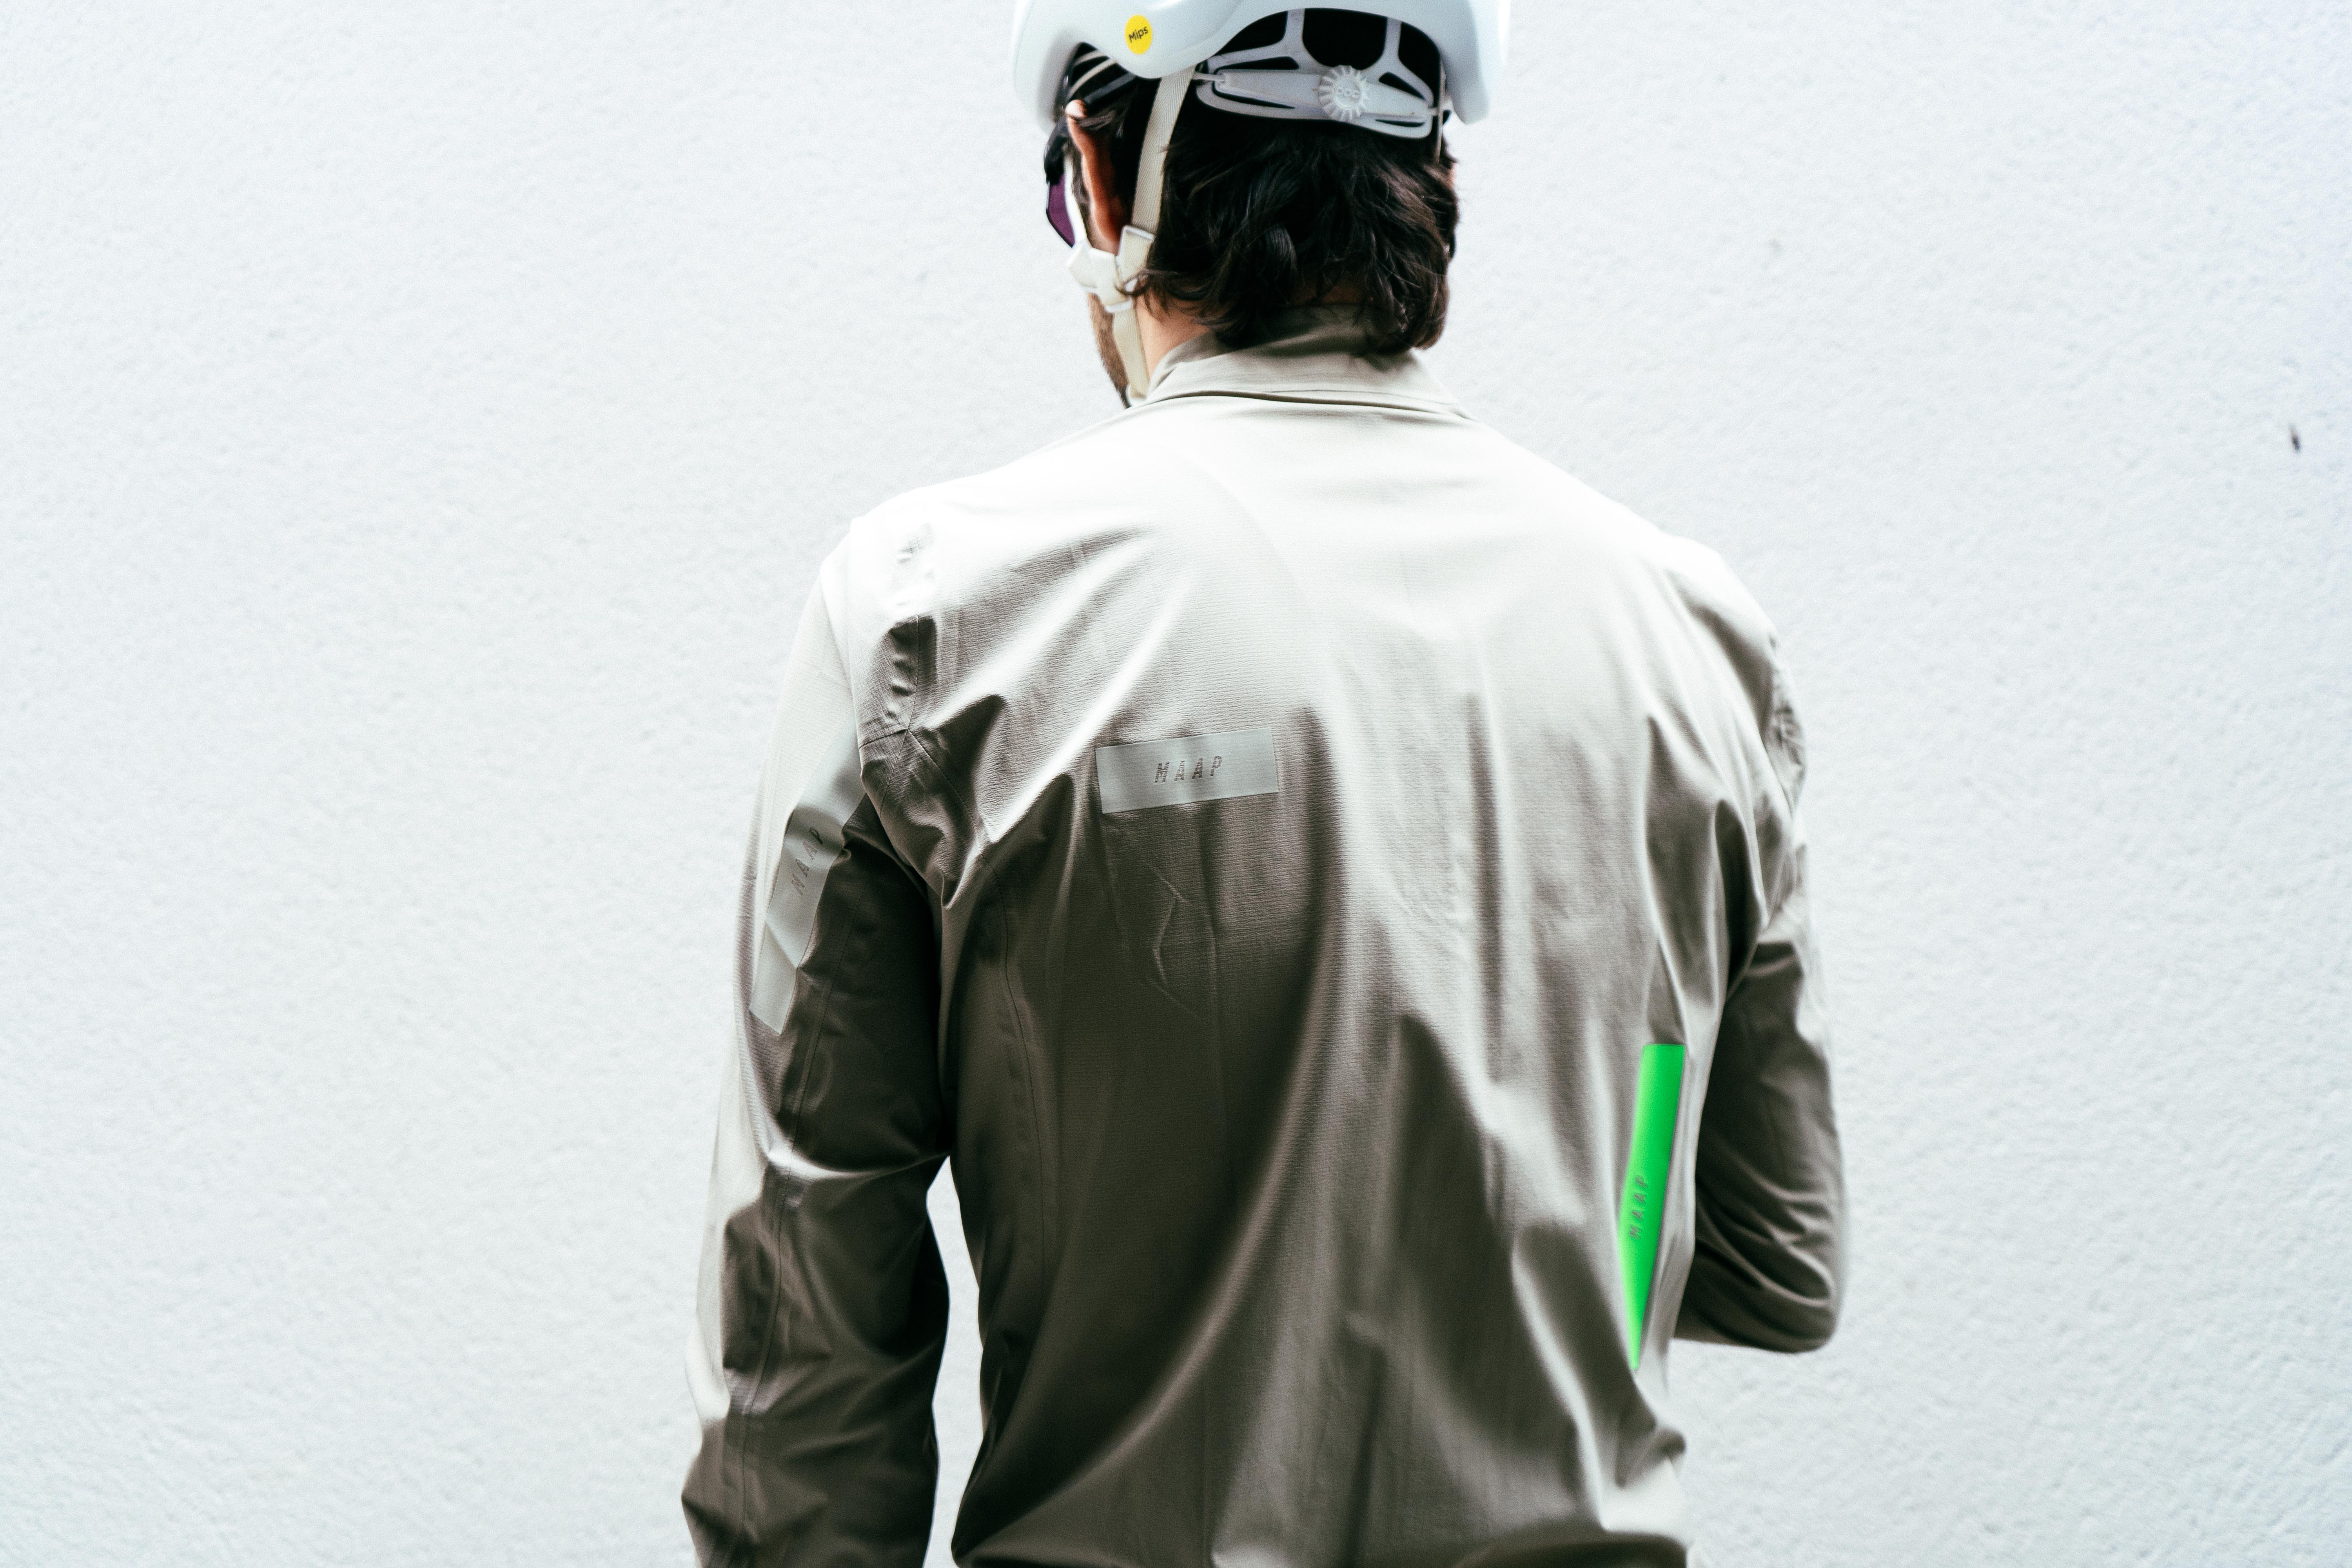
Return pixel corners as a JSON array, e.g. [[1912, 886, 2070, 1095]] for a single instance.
[[1618, 1043, 1687, 1370]]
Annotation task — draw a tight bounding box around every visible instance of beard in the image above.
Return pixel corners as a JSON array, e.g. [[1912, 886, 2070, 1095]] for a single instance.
[[1086, 295, 1131, 406]]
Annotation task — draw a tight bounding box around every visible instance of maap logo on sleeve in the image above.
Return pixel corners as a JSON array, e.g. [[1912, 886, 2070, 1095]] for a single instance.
[[1095, 726, 1278, 813]]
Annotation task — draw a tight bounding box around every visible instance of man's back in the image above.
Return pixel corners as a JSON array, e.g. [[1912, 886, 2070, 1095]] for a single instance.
[[686, 312, 1842, 1566]]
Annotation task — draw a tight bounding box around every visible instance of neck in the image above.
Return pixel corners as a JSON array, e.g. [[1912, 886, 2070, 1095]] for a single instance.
[[1136, 294, 1212, 384]]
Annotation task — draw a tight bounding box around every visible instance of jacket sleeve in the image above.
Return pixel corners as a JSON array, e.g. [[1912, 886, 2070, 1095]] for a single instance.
[[1675, 658, 1846, 1353], [683, 587, 951, 1566]]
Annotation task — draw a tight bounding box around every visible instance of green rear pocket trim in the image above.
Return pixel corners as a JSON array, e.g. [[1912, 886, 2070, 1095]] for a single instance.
[[1618, 1042, 1688, 1370]]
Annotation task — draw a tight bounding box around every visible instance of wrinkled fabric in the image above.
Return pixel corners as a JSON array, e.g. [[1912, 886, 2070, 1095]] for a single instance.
[[685, 310, 1844, 1567]]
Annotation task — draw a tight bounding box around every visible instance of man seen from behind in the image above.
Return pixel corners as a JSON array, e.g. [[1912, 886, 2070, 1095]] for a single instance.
[[684, 5, 1846, 1563]]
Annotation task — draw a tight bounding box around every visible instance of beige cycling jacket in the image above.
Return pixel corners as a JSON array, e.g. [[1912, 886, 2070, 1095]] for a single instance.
[[684, 310, 1844, 1567]]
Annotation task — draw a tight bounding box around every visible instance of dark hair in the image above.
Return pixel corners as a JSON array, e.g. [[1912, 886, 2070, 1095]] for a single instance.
[[1047, 16, 1459, 354]]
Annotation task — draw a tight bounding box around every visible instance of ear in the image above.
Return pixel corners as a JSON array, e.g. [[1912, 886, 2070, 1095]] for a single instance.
[[1065, 104, 1131, 251]]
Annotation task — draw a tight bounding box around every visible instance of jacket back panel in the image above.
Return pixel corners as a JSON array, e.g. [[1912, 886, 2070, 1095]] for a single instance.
[[823, 377, 1792, 1564]]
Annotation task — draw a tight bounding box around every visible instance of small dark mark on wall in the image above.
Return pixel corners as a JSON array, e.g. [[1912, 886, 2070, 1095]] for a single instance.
[[2290, 425, 2301, 452]]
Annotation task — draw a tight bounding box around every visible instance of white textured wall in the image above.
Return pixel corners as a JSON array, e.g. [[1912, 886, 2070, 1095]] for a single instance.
[[4, 3, 2345, 1563]]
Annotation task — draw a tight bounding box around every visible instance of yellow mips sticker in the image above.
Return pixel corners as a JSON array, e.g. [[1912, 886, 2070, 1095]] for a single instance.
[[1125, 14, 1153, 54]]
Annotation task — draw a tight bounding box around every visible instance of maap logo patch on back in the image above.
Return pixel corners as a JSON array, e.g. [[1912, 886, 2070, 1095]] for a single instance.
[[1095, 727, 1278, 814]]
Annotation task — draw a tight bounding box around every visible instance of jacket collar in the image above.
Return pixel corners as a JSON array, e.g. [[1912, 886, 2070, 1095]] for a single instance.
[[1140, 306, 1465, 416]]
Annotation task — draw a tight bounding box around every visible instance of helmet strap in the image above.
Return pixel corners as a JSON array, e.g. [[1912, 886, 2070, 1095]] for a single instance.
[[1064, 67, 1194, 402]]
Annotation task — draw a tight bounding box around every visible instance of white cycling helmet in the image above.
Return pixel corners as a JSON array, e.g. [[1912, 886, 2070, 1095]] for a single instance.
[[1017, 2, 1508, 399], [1012, 0, 1509, 127]]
